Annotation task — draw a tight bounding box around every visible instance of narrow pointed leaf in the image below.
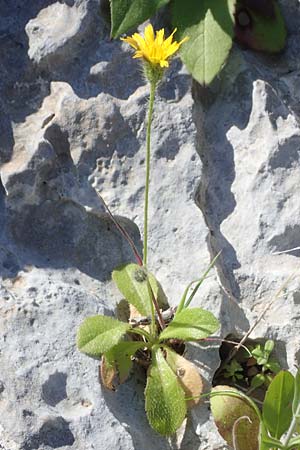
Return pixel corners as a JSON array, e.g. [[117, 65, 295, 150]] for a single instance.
[[104, 341, 146, 384], [176, 252, 220, 314], [110, 0, 170, 38], [172, 0, 236, 85], [262, 370, 294, 439], [145, 348, 186, 435], [77, 315, 130, 357], [159, 307, 219, 341], [112, 263, 164, 316]]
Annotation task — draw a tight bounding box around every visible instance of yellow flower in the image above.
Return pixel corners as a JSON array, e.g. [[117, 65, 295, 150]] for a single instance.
[[121, 24, 188, 69]]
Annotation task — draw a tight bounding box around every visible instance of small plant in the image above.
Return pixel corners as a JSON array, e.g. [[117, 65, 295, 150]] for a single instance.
[[77, 25, 220, 436], [249, 339, 281, 390], [210, 369, 300, 450], [109, 0, 286, 85], [223, 359, 244, 383], [216, 337, 281, 394]]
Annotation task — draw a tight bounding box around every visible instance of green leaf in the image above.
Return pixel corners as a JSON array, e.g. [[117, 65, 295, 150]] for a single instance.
[[210, 386, 260, 450], [260, 423, 285, 450], [77, 315, 130, 357], [235, 1, 286, 53], [264, 340, 274, 354], [250, 373, 266, 390], [112, 263, 163, 316], [165, 348, 203, 407], [251, 344, 264, 359], [262, 370, 295, 439], [287, 436, 300, 450], [110, 0, 170, 38], [266, 360, 281, 374], [159, 307, 219, 341], [176, 252, 220, 314], [293, 368, 300, 416], [105, 341, 146, 383], [145, 348, 186, 435], [172, 0, 236, 85]]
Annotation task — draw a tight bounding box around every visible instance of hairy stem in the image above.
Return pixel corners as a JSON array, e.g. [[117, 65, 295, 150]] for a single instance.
[[143, 81, 156, 267]]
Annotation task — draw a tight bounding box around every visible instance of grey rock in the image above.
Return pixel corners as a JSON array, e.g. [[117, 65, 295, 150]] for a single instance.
[[1, 0, 300, 449], [25, 0, 104, 68]]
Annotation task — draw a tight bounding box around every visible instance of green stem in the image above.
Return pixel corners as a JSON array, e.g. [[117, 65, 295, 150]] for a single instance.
[[143, 81, 156, 267], [283, 401, 300, 448], [128, 327, 152, 342]]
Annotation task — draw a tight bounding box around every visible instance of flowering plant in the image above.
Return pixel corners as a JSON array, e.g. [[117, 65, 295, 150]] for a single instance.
[[77, 25, 220, 436]]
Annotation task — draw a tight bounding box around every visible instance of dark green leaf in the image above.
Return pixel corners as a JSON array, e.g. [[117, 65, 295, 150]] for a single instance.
[[266, 360, 281, 374], [262, 370, 295, 439], [235, 1, 286, 53], [105, 341, 146, 383], [77, 315, 130, 357], [159, 307, 219, 341], [250, 373, 266, 390], [145, 348, 186, 435], [112, 263, 163, 316], [110, 0, 170, 38], [172, 0, 236, 85]]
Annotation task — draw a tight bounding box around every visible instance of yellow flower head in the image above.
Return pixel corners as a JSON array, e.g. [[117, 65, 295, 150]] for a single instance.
[[121, 24, 188, 69]]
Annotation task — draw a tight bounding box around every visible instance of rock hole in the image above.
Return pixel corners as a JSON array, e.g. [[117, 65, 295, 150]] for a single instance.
[[42, 371, 67, 407], [24, 416, 75, 449], [213, 334, 284, 402]]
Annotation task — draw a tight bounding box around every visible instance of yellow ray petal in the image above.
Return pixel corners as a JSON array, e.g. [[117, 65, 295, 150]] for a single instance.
[[121, 26, 189, 70], [121, 36, 138, 50], [144, 24, 155, 45], [162, 28, 177, 49]]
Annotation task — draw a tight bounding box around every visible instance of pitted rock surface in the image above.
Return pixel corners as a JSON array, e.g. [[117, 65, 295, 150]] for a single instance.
[[0, 1, 300, 449]]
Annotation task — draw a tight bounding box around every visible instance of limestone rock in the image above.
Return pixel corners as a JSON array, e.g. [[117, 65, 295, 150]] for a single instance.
[[25, 0, 104, 67], [0, 0, 300, 449]]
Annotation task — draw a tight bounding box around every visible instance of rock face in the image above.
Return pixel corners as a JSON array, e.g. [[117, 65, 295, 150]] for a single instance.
[[0, 1, 300, 449]]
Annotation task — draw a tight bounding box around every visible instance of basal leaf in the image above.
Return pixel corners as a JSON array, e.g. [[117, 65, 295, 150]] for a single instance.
[[145, 348, 186, 435], [262, 370, 295, 439], [112, 263, 163, 316], [166, 348, 203, 408], [159, 307, 220, 341], [77, 315, 130, 357], [172, 0, 236, 85], [110, 0, 170, 38], [235, 0, 286, 53], [211, 386, 260, 450], [104, 341, 146, 385]]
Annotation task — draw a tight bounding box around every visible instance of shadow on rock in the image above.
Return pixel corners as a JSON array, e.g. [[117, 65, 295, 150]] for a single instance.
[[4, 199, 141, 282], [102, 371, 174, 450]]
